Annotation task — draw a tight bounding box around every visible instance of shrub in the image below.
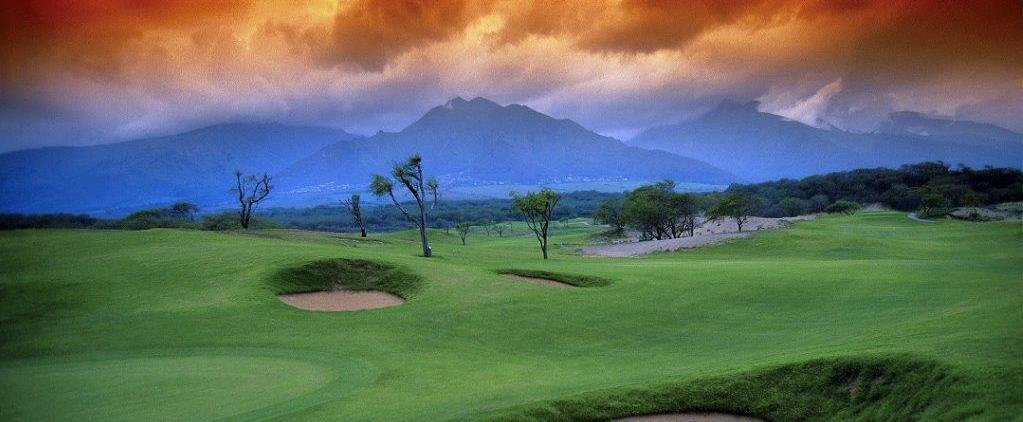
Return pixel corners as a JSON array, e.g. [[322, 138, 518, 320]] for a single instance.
[[117, 208, 197, 230], [201, 212, 279, 231], [778, 197, 809, 217], [825, 200, 860, 215], [0, 213, 99, 230]]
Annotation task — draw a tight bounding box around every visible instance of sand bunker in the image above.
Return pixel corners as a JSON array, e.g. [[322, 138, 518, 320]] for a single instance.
[[614, 413, 764, 422], [278, 289, 404, 312], [502, 274, 573, 288]]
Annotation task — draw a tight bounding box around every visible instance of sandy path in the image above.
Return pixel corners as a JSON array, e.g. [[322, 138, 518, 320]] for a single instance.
[[580, 232, 753, 257], [278, 290, 404, 312], [614, 413, 764, 422], [581, 214, 817, 258], [501, 274, 573, 288]]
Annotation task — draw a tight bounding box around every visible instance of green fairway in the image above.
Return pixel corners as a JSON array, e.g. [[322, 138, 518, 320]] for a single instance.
[[0, 212, 1020, 420]]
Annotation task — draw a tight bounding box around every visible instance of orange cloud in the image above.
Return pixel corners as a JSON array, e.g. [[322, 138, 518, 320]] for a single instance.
[[1, 0, 1021, 151]]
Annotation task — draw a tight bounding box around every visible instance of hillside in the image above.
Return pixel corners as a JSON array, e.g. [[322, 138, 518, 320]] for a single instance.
[[629, 101, 1023, 181], [0, 123, 358, 214], [277, 97, 735, 195]]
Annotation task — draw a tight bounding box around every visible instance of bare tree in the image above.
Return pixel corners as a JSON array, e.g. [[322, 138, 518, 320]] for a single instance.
[[455, 222, 471, 245], [512, 188, 560, 259], [231, 171, 272, 229], [370, 154, 439, 257], [342, 194, 367, 237]]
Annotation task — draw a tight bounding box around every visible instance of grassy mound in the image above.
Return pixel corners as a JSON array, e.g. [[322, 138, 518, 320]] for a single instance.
[[483, 355, 969, 421], [268, 258, 424, 299], [496, 269, 613, 288]]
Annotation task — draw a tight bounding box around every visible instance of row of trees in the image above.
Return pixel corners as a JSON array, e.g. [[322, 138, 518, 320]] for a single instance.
[[724, 162, 1022, 217], [593, 180, 762, 239]]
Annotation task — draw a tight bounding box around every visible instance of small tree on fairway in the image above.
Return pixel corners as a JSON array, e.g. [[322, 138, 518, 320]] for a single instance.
[[455, 222, 471, 245], [231, 171, 272, 229], [493, 222, 508, 237], [370, 154, 439, 257], [706, 193, 759, 232], [342, 194, 367, 237], [512, 188, 560, 259]]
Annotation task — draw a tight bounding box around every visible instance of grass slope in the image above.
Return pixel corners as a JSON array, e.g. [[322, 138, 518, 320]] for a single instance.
[[0, 212, 1020, 421], [496, 269, 613, 288], [268, 258, 424, 298]]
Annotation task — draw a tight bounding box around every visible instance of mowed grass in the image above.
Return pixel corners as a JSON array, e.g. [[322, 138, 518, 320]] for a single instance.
[[0, 212, 1020, 421]]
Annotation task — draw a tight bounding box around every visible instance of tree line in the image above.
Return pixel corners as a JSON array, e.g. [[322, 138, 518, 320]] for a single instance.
[[4, 161, 1019, 251]]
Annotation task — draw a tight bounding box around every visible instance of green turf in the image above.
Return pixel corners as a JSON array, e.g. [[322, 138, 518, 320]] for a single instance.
[[0, 212, 1020, 421]]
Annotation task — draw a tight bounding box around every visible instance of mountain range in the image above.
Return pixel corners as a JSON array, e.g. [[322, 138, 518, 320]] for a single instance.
[[629, 101, 1022, 181], [1, 97, 1020, 215]]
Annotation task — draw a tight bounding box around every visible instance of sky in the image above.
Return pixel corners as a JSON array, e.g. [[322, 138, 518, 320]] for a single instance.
[[2, 0, 1021, 152]]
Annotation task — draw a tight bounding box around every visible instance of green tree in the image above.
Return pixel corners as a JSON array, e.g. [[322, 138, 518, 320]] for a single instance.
[[512, 188, 561, 259], [621, 180, 691, 240], [593, 198, 625, 234], [370, 154, 439, 257], [455, 222, 471, 245], [706, 193, 760, 232]]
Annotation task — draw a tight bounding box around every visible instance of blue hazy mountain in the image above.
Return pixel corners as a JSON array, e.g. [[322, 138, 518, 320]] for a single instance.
[[628, 101, 1023, 181], [275, 97, 735, 194], [0, 123, 357, 214]]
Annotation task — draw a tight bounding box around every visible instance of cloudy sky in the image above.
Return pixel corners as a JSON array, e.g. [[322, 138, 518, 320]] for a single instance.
[[2, 0, 1021, 152]]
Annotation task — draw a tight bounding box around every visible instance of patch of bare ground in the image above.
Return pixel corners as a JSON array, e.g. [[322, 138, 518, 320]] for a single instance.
[[501, 274, 573, 288], [581, 214, 817, 257], [277, 289, 404, 312], [613, 413, 764, 422]]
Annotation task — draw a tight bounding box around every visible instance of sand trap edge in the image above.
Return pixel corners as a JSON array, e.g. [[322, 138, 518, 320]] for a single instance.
[[500, 273, 574, 288]]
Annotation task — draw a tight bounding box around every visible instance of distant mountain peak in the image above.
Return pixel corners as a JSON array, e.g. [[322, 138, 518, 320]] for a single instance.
[[441, 96, 502, 111]]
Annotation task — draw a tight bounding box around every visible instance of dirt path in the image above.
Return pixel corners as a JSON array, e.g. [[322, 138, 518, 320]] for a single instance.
[[614, 412, 764, 422], [278, 290, 404, 312], [501, 274, 573, 288]]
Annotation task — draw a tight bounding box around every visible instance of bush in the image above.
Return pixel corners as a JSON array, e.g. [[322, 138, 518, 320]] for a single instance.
[[825, 200, 860, 215], [201, 212, 279, 231], [116, 208, 197, 230], [0, 213, 99, 230], [778, 197, 809, 217]]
